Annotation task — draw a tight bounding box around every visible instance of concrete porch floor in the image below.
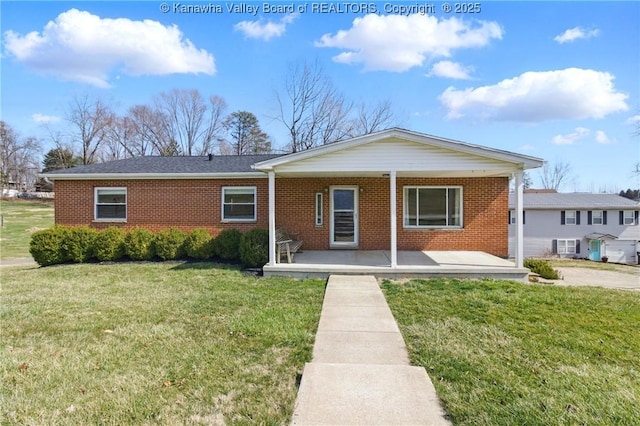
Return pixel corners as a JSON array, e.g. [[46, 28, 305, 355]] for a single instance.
[[263, 250, 530, 281]]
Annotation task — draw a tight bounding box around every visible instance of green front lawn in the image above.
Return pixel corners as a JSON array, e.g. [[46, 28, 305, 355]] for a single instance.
[[382, 278, 640, 425], [0, 199, 54, 260], [2, 262, 325, 424]]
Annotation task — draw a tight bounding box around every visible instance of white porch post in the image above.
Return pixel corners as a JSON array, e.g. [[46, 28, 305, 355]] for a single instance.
[[515, 170, 524, 268], [268, 171, 276, 266], [390, 170, 398, 268]]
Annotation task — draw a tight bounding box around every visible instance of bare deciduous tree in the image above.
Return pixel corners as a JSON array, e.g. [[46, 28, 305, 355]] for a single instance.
[[102, 115, 136, 161], [274, 59, 399, 153], [123, 105, 170, 157], [539, 160, 573, 191], [0, 121, 41, 191], [67, 94, 115, 165], [155, 89, 226, 156], [349, 99, 396, 137], [275, 59, 332, 152]]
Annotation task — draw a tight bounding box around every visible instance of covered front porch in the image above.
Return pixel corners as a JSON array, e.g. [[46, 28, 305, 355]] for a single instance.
[[263, 250, 530, 281], [253, 129, 544, 279]]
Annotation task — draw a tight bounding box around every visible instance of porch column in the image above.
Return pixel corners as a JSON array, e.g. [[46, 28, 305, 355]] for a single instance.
[[390, 170, 398, 268], [515, 170, 524, 268], [268, 171, 276, 266]]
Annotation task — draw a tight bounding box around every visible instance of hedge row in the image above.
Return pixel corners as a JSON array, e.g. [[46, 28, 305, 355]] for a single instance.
[[29, 226, 269, 268]]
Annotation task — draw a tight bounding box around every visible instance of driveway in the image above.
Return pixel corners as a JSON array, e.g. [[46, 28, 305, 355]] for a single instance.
[[551, 267, 639, 291]]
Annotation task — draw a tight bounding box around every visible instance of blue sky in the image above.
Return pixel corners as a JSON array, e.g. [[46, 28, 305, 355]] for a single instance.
[[2, 1, 639, 191]]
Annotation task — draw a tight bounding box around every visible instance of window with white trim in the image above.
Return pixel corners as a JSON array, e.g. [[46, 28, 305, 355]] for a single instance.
[[565, 210, 577, 225], [592, 210, 603, 225], [623, 210, 634, 225], [557, 239, 576, 254], [404, 186, 462, 228], [315, 192, 323, 226], [95, 187, 127, 221], [222, 187, 256, 222]]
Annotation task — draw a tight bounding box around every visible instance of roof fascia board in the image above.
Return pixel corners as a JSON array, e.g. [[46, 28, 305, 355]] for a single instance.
[[253, 128, 544, 170], [41, 172, 267, 180]]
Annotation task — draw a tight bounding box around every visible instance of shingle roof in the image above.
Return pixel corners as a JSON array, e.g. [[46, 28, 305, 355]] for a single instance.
[[508, 192, 640, 209], [43, 154, 284, 177]]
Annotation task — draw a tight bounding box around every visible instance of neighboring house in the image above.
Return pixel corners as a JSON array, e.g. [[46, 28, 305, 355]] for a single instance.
[[43, 128, 543, 268], [508, 191, 640, 264]]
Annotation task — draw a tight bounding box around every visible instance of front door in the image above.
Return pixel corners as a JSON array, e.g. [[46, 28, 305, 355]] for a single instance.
[[330, 187, 358, 248], [588, 239, 601, 261]]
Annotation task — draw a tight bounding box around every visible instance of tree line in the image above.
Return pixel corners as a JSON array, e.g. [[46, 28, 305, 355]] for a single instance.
[[1, 60, 398, 189]]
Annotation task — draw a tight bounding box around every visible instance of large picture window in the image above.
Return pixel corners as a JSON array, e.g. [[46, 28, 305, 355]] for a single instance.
[[222, 187, 256, 222], [95, 187, 127, 221], [404, 186, 462, 228]]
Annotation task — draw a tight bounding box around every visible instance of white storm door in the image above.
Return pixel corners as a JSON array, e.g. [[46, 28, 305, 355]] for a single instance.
[[330, 187, 358, 248]]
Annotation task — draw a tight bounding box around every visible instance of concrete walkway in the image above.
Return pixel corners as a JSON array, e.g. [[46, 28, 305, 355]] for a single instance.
[[291, 275, 451, 425], [0, 257, 37, 268]]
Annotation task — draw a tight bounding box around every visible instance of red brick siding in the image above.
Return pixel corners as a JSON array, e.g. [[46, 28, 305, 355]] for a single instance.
[[395, 177, 508, 257], [274, 176, 508, 256], [54, 179, 269, 236], [275, 177, 390, 251], [54, 176, 508, 255]]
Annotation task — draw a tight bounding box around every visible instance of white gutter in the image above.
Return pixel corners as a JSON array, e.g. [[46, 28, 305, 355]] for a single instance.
[[40, 172, 268, 180]]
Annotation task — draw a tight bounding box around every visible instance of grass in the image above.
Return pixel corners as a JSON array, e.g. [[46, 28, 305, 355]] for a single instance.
[[1, 262, 325, 425], [549, 258, 638, 275], [0, 199, 54, 260], [382, 278, 640, 426]]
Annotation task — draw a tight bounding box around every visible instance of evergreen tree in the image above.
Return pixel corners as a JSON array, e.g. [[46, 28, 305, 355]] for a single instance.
[[224, 111, 271, 155], [42, 148, 81, 172]]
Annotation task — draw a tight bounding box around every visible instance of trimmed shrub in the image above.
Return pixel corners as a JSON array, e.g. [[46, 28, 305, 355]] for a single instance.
[[239, 228, 269, 268], [524, 258, 560, 280], [29, 226, 69, 266], [94, 227, 126, 262], [154, 228, 187, 260], [184, 229, 215, 260], [213, 229, 242, 260], [125, 227, 156, 261], [64, 227, 98, 263]]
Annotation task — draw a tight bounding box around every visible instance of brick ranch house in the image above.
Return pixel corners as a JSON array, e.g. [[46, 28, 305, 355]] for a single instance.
[[43, 128, 543, 269]]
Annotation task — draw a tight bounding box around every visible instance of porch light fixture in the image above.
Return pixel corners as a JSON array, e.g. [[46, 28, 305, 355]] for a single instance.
[[382, 173, 390, 177], [324, 187, 328, 193]]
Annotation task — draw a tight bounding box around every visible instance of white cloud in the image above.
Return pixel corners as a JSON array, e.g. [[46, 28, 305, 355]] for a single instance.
[[626, 114, 640, 124], [439, 68, 628, 121], [428, 61, 474, 79], [234, 13, 297, 41], [554, 27, 600, 44], [551, 127, 590, 145], [595, 130, 613, 144], [315, 14, 502, 72], [32, 113, 61, 124], [3, 9, 215, 87]]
